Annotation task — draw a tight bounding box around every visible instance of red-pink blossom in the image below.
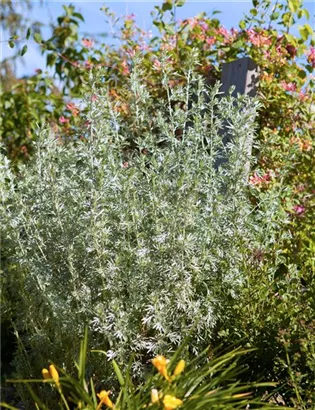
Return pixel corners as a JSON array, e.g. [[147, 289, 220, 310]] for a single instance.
[[187, 17, 198, 29], [59, 116, 70, 124], [84, 60, 93, 69], [307, 47, 315, 68], [91, 94, 98, 102], [281, 81, 296, 92], [199, 21, 209, 32], [249, 172, 272, 186], [66, 102, 80, 117], [206, 36, 216, 46], [121, 60, 129, 76], [153, 59, 161, 71], [293, 204, 305, 215], [216, 26, 230, 39], [82, 38, 93, 48], [247, 29, 271, 47], [298, 90, 307, 101], [139, 42, 151, 52], [296, 184, 306, 192], [125, 13, 136, 20], [126, 49, 136, 58]]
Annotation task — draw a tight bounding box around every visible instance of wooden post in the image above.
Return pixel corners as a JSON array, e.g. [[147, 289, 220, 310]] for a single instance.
[[215, 57, 260, 172], [220, 57, 259, 98]]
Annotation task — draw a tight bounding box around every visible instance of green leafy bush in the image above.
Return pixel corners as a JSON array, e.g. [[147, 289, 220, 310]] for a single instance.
[[1, 56, 270, 388]]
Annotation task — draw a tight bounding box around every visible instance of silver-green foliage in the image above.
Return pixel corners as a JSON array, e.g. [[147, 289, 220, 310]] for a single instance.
[[1, 56, 261, 379]]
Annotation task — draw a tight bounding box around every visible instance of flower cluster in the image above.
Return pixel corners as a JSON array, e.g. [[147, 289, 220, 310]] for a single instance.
[[249, 171, 272, 187], [152, 356, 186, 382], [148, 356, 185, 409]]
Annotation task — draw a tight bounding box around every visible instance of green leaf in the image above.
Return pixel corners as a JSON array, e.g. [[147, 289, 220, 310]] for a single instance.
[[162, 0, 173, 12], [284, 33, 296, 45], [299, 24, 313, 41], [250, 8, 258, 16], [288, 0, 300, 13], [21, 45, 28, 56], [174, 0, 185, 6], [33, 33, 42, 44], [47, 53, 57, 67], [298, 70, 306, 79], [73, 12, 85, 22], [8, 40, 15, 48], [239, 20, 246, 30], [112, 360, 125, 386], [282, 12, 293, 27], [26, 28, 31, 40], [270, 12, 280, 20], [0, 402, 20, 410], [301, 8, 310, 20]]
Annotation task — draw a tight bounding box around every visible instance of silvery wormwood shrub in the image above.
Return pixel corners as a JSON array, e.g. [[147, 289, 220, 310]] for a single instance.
[[1, 53, 269, 385]]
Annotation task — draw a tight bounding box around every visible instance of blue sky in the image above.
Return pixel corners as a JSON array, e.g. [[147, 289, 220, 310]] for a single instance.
[[1, 1, 314, 77]]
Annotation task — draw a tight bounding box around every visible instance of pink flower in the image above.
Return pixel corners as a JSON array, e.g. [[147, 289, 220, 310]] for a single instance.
[[307, 46, 315, 68], [216, 26, 230, 39], [296, 184, 306, 192], [85, 60, 93, 69], [125, 13, 136, 20], [281, 81, 296, 92], [126, 49, 136, 58], [153, 59, 161, 71], [187, 17, 198, 29], [82, 38, 93, 48], [121, 60, 129, 76], [139, 42, 151, 51], [59, 116, 70, 124], [298, 90, 307, 101], [122, 161, 129, 168], [199, 21, 209, 32], [293, 205, 305, 215], [66, 103, 80, 117], [249, 172, 272, 186], [206, 36, 216, 46], [247, 29, 271, 47], [91, 94, 98, 102]]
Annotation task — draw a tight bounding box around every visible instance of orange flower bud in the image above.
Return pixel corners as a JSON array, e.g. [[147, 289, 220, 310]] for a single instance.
[[97, 390, 114, 409], [173, 359, 185, 377], [49, 364, 60, 386], [42, 368, 50, 380]]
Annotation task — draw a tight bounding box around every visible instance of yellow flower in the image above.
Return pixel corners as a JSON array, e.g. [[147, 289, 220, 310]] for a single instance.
[[42, 368, 50, 380], [97, 390, 114, 409], [163, 395, 183, 410], [173, 360, 185, 377], [49, 365, 60, 386], [152, 355, 170, 381], [151, 389, 159, 404]]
